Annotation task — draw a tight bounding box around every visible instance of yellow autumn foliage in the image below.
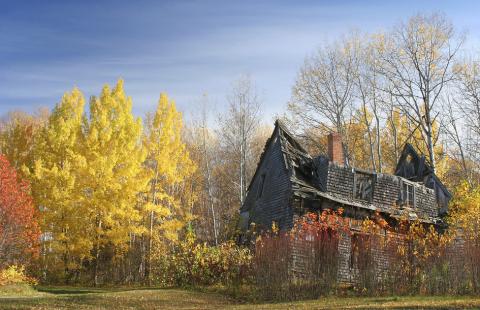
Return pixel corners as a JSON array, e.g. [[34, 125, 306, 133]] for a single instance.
[[145, 93, 196, 245]]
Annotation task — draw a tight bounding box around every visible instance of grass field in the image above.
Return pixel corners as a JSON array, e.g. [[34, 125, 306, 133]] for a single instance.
[[1, 286, 480, 309]]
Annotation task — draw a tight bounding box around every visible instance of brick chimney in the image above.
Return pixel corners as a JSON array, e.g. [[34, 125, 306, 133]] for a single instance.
[[327, 132, 344, 165]]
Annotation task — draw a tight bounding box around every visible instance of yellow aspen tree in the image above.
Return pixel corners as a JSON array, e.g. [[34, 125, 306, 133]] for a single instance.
[[0, 109, 49, 173], [82, 80, 149, 285], [28, 88, 88, 281], [144, 93, 196, 281], [449, 182, 480, 240]]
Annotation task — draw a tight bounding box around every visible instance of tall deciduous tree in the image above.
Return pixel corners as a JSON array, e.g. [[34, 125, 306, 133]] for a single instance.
[[379, 13, 463, 172], [0, 109, 48, 172], [144, 93, 195, 282], [82, 80, 149, 285], [453, 60, 480, 164], [0, 155, 40, 268], [356, 34, 387, 172], [185, 95, 220, 245], [289, 37, 358, 165], [218, 76, 262, 207], [29, 88, 87, 281]]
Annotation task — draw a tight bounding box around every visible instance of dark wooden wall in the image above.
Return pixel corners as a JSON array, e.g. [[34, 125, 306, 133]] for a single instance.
[[242, 128, 294, 231]]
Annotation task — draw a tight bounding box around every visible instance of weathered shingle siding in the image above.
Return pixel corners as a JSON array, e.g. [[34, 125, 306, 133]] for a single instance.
[[245, 130, 293, 231], [414, 185, 437, 219], [373, 174, 401, 212], [337, 232, 352, 283], [326, 164, 355, 197], [291, 230, 403, 284], [374, 174, 438, 218], [323, 163, 439, 219]]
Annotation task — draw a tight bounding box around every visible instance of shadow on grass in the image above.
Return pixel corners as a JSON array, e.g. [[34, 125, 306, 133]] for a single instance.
[[35, 287, 103, 295], [35, 285, 172, 295]]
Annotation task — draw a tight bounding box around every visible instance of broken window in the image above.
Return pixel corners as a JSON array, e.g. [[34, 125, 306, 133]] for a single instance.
[[400, 181, 415, 206], [396, 153, 417, 180], [354, 171, 374, 202], [257, 173, 266, 200]]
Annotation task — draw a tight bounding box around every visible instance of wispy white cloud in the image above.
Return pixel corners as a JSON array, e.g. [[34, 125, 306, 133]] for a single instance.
[[1, 0, 480, 122]]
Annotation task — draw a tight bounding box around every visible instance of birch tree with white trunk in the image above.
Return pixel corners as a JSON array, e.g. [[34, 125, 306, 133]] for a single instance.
[[379, 13, 463, 172]]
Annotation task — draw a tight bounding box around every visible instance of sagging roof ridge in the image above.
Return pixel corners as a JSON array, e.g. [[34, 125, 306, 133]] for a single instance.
[[247, 120, 446, 225], [246, 119, 312, 193], [274, 123, 444, 224]]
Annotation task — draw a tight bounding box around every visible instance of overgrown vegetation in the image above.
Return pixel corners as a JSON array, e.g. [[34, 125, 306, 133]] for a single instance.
[[2, 12, 480, 307], [151, 227, 252, 288], [251, 210, 347, 301], [243, 209, 480, 301], [0, 265, 37, 287], [0, 265, 38, 297]]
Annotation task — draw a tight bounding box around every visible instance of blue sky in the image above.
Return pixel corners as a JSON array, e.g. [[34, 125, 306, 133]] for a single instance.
[[1, 0, 480, 121]]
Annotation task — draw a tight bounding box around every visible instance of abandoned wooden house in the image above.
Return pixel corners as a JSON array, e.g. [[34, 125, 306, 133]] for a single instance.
[[239, 120, 451, 282]]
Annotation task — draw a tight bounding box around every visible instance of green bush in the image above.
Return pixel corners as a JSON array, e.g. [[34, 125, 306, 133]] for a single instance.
[[152, 230, 252, 287]]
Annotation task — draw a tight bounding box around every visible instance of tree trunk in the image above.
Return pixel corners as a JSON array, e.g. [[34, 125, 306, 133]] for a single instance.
[[424, 101, 436, 172], [93, 219, 102, 287], [145, 209, 154, 285], [145, 165, 160, 285], [362, 103, 377, 172], [201, 124, 218, 245], [389, 107, 399, 165], [375, 112, 382, 173]]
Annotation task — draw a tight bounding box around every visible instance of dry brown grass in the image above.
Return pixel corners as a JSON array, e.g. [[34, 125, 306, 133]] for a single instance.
[[1, 286, 480, 309]]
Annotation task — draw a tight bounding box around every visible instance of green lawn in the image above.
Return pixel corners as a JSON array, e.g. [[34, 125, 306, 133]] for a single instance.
[[1, 286, 480, 309]]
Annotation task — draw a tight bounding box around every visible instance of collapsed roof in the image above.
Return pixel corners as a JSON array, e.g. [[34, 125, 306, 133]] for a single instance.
[[260, 120, 450, 225]]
